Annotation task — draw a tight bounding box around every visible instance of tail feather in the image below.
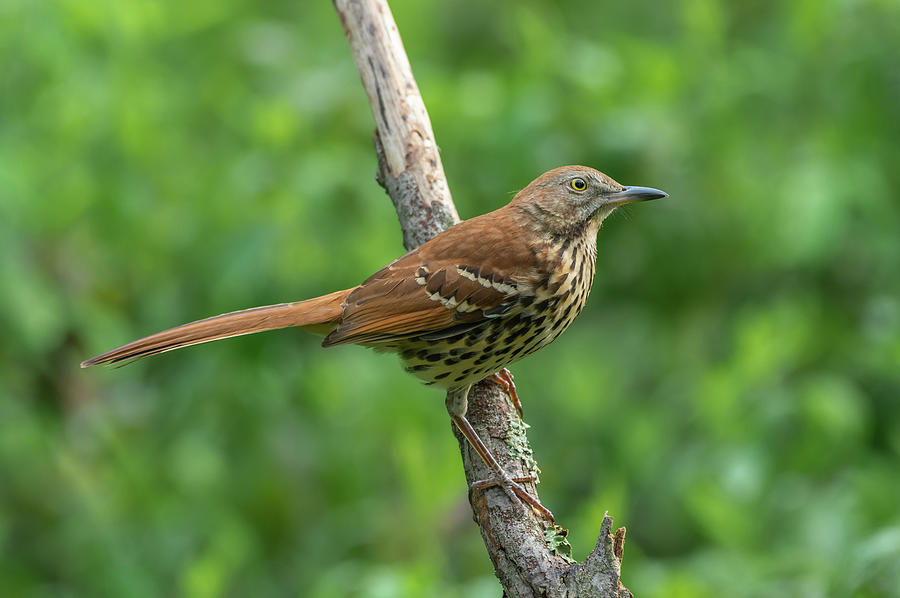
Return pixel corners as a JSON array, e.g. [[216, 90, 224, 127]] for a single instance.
[[81, 289, 350, 367]]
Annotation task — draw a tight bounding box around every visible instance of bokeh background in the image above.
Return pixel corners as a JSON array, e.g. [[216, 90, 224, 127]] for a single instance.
[[2, 0, 899, 596]]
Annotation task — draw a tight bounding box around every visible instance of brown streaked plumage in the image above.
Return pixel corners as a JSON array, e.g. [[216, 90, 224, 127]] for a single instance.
[[82, 165, 667, 520]]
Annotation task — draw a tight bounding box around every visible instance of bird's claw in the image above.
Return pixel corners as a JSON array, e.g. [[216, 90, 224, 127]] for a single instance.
[[470, 473, 555, 521], [489, 368, 523, 418]]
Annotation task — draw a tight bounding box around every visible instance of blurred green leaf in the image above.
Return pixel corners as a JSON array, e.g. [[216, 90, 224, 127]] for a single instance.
[[2, 0, 899, 596]]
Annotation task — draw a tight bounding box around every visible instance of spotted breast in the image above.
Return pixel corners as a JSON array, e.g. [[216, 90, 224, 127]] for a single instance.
[[392, 233, 598, 388]]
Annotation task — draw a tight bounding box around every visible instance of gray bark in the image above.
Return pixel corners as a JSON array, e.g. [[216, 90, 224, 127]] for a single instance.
[[333, 1, 632, 595]]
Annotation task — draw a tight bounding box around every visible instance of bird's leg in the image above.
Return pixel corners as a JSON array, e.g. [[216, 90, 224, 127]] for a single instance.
[[488, 368, 522, 418], [446, 386, 554, 521]]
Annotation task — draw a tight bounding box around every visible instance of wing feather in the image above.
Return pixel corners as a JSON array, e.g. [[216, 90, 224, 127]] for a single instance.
[[322, 209, 540, 347]]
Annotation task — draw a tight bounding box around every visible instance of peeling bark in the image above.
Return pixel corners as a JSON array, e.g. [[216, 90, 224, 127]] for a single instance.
[[334, 0, 458, 249]]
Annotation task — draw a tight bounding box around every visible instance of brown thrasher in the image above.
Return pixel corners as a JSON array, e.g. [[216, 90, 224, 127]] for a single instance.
[[82, 165, 666, 520]]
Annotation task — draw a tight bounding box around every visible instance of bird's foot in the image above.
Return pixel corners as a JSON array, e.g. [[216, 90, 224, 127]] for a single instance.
[[488, 368, 523, 418], [470, 473, 554, 521]]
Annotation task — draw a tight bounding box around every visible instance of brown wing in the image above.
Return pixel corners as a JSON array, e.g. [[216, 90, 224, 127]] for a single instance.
[[322, 207, 540, 347]]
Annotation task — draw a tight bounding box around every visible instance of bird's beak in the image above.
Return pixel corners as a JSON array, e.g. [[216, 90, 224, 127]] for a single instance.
[[605, 185, 668, 206]]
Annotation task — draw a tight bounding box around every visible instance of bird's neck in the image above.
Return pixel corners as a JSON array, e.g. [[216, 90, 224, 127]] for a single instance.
[[524, 223, 599, 296], [510, 201, 608, 243]]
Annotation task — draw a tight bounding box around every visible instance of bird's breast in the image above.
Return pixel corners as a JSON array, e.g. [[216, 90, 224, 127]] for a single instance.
[[393, 235, 597, 389], [526, 234, 597, 348]]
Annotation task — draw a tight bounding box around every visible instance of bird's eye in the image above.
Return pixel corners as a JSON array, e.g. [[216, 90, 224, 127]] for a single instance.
[[569, 178, 587, 192]]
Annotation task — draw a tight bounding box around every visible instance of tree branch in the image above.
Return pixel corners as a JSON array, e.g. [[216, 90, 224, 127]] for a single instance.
[[333, 0, 458, 249], [332, 1, 631, 595]]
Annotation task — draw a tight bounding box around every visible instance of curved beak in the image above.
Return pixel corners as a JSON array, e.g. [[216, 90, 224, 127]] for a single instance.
[[605, 185, 668, 206]]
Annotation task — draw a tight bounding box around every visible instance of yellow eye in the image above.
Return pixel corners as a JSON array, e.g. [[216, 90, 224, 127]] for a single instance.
[[569, 177, 587, 192]]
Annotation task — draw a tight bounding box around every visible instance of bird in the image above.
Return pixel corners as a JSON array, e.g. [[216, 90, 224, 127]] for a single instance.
[[81, 165, 667, 520]]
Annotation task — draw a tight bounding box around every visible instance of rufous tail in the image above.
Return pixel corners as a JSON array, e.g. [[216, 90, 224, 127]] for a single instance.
[[81, 289, 351, 367]]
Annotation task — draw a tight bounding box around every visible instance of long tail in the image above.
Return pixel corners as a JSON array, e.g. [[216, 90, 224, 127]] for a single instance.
[[81, 289, 351, 367]]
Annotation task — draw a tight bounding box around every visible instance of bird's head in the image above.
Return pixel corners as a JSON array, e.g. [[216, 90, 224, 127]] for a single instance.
[[511, 165, 667, 236]]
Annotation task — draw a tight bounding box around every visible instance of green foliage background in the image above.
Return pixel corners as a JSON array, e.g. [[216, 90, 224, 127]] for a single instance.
[[2, 0, 899, 596]]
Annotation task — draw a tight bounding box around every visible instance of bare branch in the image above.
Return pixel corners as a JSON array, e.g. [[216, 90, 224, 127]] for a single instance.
[[333, 0, 458, 250], [332, 1, 631, 595]]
